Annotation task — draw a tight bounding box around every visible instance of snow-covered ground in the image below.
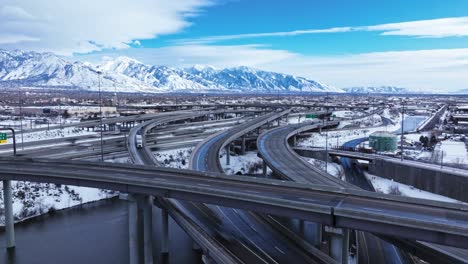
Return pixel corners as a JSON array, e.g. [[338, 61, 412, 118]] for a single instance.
[[337, 114, 382, 129], [0, 182, 115, 225], [435, 140, 468, 165], [0, 116, 81, 130], [154, 147, 193, 169], [0, 154, 126, 226], [220, 150, 271, 176], [287, 114, 317, 124], [2, 127, 96, 145], [305, 158, 345, 180], [365, 172, 462, 203], [298, 123, 400, 149]]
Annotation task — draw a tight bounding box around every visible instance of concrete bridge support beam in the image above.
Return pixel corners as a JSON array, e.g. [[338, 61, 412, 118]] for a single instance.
[[292, 135, 297, 146], [262, 160, 268, 177], [314, 223, 323, 248], [2, 180, 15, 249], [298, 220, 305, 236], [142, 196, 154, 264], [127, 195, 139, 264], [241, 136, 246, 155], [161, 208, 169, 255], [124, 194, 154, 264], [225, 145, 230, 165], [329, 228, 350, 264]]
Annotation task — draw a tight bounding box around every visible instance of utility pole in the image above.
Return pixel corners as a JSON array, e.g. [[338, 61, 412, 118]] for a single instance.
[[325, 92, 329, 173], [400, 100, 405, 161], [18, 89, 24, 150], [98, 71, 104, 162]]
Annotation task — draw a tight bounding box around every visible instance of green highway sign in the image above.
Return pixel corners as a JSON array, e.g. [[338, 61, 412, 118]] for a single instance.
[[0, 133, 6, 144], [305, 114, 318, 119]]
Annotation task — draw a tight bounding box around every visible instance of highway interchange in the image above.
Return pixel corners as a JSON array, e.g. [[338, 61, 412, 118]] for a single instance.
[[1, 103, 468, 264]]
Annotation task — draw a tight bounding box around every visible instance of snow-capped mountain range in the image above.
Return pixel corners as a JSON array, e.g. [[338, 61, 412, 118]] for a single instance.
[[343, 86, 410, 94], [0, 49, 341, 93]]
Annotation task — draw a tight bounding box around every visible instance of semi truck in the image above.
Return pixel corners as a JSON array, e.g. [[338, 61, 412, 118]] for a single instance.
[[136, 134, 143, 149]]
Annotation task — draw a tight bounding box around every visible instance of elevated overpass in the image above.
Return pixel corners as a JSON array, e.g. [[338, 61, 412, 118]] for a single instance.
[[0, 157, 467, 249], [296, 147, 468, 203]]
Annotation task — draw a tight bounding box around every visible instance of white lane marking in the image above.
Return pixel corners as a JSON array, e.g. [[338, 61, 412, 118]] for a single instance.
[[274, 246, 285, 254]]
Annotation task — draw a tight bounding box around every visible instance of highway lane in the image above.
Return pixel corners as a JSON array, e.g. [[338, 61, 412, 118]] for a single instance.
[[257, 119, 468, 263], [127, 111, 268, 264], [340, 138, 409, 264], [131, 110, 328, 263], [256, 122, 407, 263], [340, 137, 468, 264], [257, 122, 351, 187], [189, 110, 334, 263], [4, 116, 243, 160]]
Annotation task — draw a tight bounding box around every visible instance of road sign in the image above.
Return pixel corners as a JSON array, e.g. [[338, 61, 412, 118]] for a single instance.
[[0, 132, 7, 144], [305, 114, 318, 119]]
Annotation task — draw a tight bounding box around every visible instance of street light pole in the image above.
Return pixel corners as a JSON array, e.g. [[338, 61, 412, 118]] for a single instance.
[[400, 100, 405, 161], [98, 71, 104, 162], [18, 90, 24, 150], [325, 92, 329, 173]]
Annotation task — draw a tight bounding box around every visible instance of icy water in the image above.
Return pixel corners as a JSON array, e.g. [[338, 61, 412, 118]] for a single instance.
[[0, 199, 202, 264]]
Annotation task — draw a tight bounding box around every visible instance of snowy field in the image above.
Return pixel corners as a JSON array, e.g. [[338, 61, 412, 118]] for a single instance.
[[305, 158, 344, 180], [2, 127, 96, 145], [0, 154, 126, 226], [298, 124, 399, 149], [154, 147, 193, 169], [337, 114, 382, 129], [365, 172, 462, 203], [220, 150, 271, 176], [435, 140, 468, 165], [0, 182, 115, 225]]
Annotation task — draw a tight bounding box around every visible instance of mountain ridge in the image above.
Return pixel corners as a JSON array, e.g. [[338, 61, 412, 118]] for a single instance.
[[0, 49, 341, 93]]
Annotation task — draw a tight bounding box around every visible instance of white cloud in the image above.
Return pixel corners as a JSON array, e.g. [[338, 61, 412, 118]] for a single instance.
[[366, 17, 468, 38], [80, 44, 297, 68], [79, 46, 468, 92], [180, 16, 468, 44], [0, 0, 213, 55], [265, 48, 468, 91]]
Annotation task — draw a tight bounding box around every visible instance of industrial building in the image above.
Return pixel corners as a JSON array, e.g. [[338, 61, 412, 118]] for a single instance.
[[369, 131, 397, 152]]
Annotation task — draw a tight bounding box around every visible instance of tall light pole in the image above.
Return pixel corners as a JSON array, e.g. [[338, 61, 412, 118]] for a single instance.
[[98, 71, 104, 162], [18, 89, 24, 150], [325, 92, 329, 173], [400, 100, 405, 161]]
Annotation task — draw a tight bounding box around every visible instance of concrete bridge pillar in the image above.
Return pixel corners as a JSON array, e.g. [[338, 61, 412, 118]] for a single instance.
[[328, 227, 349, 264], [262, 160, 268, 177], [241, 136, 246, 155], [127, 195, 139, 264], [225, 145, 230, 165], [141, 196, 154, 264], [2, 180, 15, 249], [292, 135, 297, 146], [298, 219, 305, 236], [124, 194, 154, 264], [314, 223, 323, 248], [161, 208, 169, 255]]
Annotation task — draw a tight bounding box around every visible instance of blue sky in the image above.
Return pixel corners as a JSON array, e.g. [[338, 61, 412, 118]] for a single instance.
[[1, 0, 468, 91]]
